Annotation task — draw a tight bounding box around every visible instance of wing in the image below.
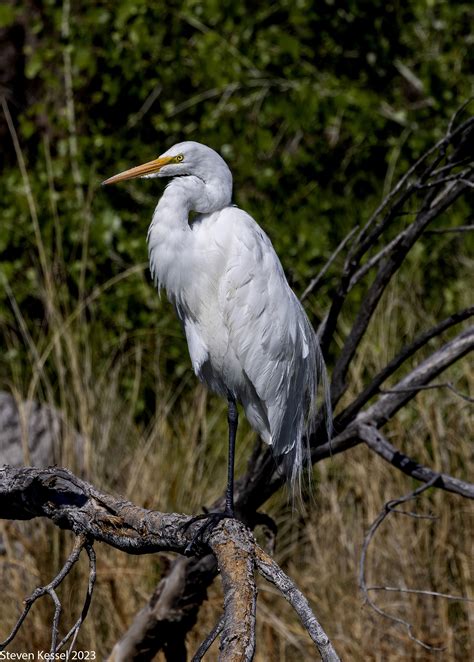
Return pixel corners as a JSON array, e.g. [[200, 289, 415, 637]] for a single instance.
[[218, 208, 328, 476]]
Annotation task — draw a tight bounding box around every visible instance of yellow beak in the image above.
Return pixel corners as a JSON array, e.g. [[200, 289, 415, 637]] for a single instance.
[[102, 155, 176, 185]]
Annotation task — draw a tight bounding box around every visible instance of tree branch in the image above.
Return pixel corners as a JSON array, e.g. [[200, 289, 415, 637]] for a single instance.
[[336, 307, 473, 428], [358, 325, 474, 426], [301, 225, 359, 302], [330, 180, 469, 405], [356, 423, 474, 500], [319, 114, 473, 362], [0, 466, 339, 661], [380, 380, 474, 403], [256, 547, 341, 662], [212, 519, 257, 662], [0, 533, 93, 653], [191, 615, 224, 662], [358, 476, 446, 651]]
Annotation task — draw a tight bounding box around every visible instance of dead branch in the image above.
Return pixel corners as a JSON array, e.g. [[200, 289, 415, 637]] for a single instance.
[[380, 380, 474, 403], [336, 307, 473, 428], [425, 224, 474, 234], [0, 466, 339, 661], [329, 180, 470, 406], [359, 325, 474, 426], [301, 225, 359, 301], [319, 112, 474, 366], [256, 547, 341, 662], [191, 616, 225, 662], [212, 519, 257, 662], [366, 586, 474, 603], [359, 477, 446, 651], [356, 423, 474, 500], [109, 554, 217, 660], [0, 532, 95, 654]]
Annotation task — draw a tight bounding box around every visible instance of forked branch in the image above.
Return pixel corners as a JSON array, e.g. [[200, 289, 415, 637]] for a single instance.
[[0, 466, 339, 661]]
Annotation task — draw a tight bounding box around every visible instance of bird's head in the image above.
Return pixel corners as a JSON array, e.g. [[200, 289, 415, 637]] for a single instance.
[[102, 141, 232, 189]]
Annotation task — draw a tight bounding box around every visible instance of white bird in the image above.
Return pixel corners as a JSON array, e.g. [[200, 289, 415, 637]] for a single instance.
[[103, 141, 331, 534]]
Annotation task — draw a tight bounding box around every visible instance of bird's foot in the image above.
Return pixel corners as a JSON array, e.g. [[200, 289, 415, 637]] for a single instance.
[[182, 508, 235, 555]]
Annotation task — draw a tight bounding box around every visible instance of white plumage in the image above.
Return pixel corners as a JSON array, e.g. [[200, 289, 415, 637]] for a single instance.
[[104, 141, 331, 506]]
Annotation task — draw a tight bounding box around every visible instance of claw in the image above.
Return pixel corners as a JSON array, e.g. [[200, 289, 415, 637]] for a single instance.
[[182, 510, 235, 555]]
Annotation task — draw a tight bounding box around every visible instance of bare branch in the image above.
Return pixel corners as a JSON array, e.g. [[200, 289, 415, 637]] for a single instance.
[[348, 233, 401, 290], [330, 181, 469, 404], [0, 465, 200, 555], [127, 83, 163, 128], [367, 586, 474, 603], [212, 520, 257, 662], [357, 423, 474, 500], [191, 615, 225, 662], [359, 325, 474, 426], [336, 307, 474, 427], [256, 547, 341, 662], [415, 166, 474, 188], [301, 225, 359, 301], [57, 542, 96, 653], [425, 224, 474, 234], [359, 476, 444, 651], [380, 380, 474, 403], [0, 468, 341, 661], [109, 555, 217, 660], [0, 534, 88, 652], [447, 97, 474, 134], [320, 114, 473, 360]]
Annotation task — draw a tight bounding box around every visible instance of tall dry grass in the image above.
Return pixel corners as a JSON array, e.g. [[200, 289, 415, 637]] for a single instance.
[[0, 111, 472, 660]]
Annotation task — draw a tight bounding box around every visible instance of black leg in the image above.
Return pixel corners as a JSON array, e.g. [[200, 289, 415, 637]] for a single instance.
[[182, 394, 239, 554], [225, 395, 238, 516]]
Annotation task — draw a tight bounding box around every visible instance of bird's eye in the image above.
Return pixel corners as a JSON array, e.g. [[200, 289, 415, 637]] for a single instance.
[[175, 154, 184, 162]]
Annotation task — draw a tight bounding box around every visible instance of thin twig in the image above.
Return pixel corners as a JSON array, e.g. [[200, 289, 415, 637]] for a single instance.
[[0, 535, 86, 651], [331, 180, 468, 405], [127, 84, 163, 127], [367, 586, 474, 603], [359, 325, 474, 427], [388, 507, 437, 520], [191, 615, 225, 662], [57, 542, 97, 653], [380, 381, 474, 403], [359, 476, 444, 651], [348, 233, 401, 290], [447, 97, 474, 135], [431, 156, 473, 177], [301, 225, 359, 301], [425, 224, 474, 234], [416, 167, 473, 188]]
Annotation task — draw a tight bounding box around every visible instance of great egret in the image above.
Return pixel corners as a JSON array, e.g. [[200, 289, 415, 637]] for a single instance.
[[103, 141, 331, 535]]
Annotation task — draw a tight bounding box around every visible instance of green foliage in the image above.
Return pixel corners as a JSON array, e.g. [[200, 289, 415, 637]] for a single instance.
[[0, 0, 472, 415]]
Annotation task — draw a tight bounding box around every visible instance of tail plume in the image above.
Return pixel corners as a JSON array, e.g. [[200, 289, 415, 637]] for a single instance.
[[272, 310, 332, 502]]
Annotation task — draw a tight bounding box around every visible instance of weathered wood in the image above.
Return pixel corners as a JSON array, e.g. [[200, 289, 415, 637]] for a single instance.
[[0, 465, 340, 661]]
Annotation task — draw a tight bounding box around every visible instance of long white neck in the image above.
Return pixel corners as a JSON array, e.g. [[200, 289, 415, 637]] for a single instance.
[[147, 174, 232, 298]]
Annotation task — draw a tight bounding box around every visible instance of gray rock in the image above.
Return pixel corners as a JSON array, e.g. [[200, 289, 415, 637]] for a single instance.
[[0, 391, 84, 468]]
